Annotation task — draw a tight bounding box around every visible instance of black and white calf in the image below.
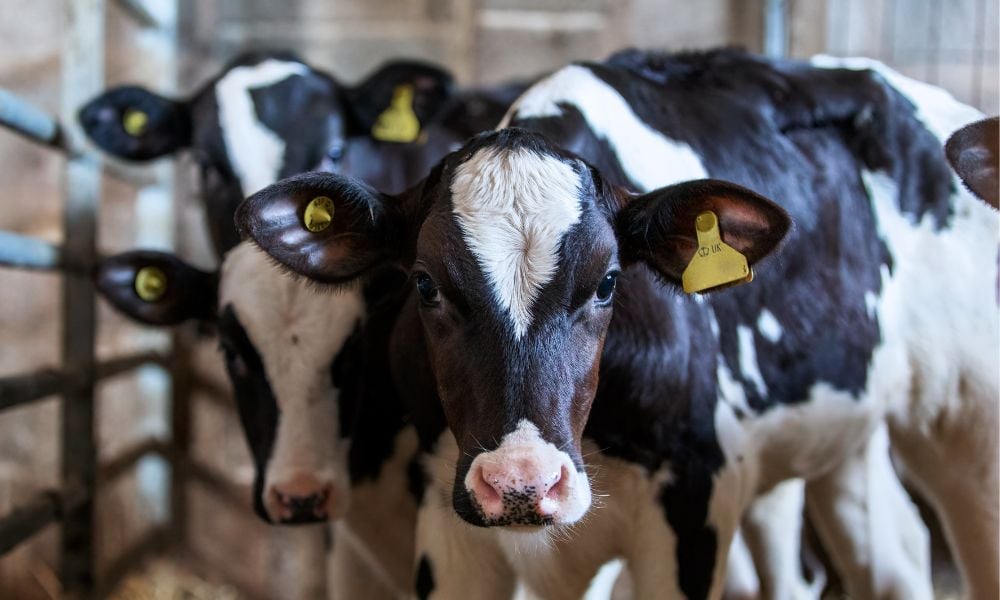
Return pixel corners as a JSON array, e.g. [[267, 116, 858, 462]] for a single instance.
[[79, 51, 526, 256], [94, 244, 419, 598], [238, 49, 997, 599]]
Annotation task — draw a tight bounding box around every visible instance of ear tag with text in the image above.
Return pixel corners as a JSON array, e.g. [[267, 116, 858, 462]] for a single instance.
[[122, 108, 149, 137], [371, 84, 420, 143], [135, 266, 167, 302], [304, 196, 335, 232], [681, 211, 754, 294]]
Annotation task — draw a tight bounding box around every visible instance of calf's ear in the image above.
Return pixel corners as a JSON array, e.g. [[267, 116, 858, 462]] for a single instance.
[[78, 85, 191, 161], [617, 179, 791, 289], [95, 250, 217, 325], [346, 61, 454, 142], [236, 172, 408, 285], [945, 117, 999, 209]]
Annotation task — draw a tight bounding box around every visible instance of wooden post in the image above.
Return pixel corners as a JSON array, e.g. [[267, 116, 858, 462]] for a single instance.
[[59, 0, 104, 596]]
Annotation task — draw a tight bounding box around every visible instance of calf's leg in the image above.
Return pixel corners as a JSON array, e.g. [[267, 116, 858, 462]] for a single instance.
[[804, 424, 932, 600]]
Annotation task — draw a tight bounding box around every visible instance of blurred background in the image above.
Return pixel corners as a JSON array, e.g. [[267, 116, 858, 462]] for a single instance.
[[0, 0, 996, 598]]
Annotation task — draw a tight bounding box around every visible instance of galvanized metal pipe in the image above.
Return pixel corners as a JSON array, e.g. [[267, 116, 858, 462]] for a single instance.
[[0, 230, 64, 271], [0, 88, 63, 148], [764, 0, 789, 58]]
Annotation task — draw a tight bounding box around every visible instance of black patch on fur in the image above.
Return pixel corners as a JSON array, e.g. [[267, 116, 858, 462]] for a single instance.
[[415, 555, 435, 600], [217, 304, 280, 523]]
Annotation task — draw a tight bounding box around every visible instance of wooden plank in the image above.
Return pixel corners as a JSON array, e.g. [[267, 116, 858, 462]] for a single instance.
[[60, 0, 104, 596]]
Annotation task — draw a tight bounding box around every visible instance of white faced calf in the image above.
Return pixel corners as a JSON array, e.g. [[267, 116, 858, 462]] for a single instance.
[[96, 243, 362, 523]]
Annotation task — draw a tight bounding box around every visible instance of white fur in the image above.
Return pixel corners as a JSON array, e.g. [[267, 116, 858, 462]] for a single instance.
[[451, 147, 582, 338], [756, 308, 783, 343], [215, 59, 308, 195], [219, 242, 364, 517], [501, 65, 709, 190], [736, 324, 768, 398]]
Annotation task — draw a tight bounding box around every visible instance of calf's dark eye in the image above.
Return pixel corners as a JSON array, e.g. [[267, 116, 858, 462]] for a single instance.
[[415, 273, 440, 305], [595, 271, 618, 305]]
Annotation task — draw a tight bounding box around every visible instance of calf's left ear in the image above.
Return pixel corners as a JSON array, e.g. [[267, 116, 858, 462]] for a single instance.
[[236, 172, 410, 285], [346, 60, 454, 142], [617, 179, 791, 289], [945, 116, 999, 209]]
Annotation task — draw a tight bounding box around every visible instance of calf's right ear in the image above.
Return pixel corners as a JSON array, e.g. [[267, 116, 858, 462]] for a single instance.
[[235, 172, 407, 285], [945, 116, 999, 209], [95, 250, 218, 326], [78, 85, 191, 161]]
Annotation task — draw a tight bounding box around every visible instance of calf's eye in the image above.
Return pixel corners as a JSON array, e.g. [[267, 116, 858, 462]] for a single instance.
[[595, 271, 619, 305], [415, 273, 440, 305]]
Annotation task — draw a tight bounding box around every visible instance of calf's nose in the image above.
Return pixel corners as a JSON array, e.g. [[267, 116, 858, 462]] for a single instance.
[[267, 472, 335, 523], [467, 448, 575, 524]]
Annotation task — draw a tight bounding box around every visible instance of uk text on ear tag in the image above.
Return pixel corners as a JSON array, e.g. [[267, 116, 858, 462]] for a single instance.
[[681, 211, 754, 294], [135, 266, 167, 302], [371, 84, 420, 143], [123, 108, 149, 136], [304, 196, 335, 232]]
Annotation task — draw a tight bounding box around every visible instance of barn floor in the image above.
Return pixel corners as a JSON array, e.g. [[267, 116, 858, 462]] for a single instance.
[[108, 560, 239, 600]]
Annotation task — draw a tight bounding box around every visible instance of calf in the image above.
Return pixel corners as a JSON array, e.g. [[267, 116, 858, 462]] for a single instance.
[[79, 51, 526, 255], [95, 244, 418, 597], [238, 49, 996, 599]]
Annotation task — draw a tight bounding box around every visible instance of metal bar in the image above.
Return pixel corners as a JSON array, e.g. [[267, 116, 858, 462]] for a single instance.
[[0, 88, 64, 148], [170, 330, 193, 550], [0, 491, 62, 556], [59, 1, 103, 594], [0, 368, 68, 412], [98, 438, 171, 485], [112, 0, 161, 28], [0, 88, 155, 189], [95, 351, 166, 379], [0, 230, 65, 271], [0, 352, 165, 413], [187, 459, 246, 510], [764, 0, 789, 58]]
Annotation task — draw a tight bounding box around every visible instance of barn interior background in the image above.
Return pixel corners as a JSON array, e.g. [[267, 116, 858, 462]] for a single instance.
[[0, 0, 996, 598]]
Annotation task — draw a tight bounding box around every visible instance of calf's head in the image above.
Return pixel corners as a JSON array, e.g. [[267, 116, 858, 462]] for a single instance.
[[238, 128, 790, 527], [95, 243, 363, 524], [80, 53, 454, 254]]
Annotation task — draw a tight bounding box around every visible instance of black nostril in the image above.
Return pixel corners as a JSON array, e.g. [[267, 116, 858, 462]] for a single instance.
[[285, 493, 323, 512]]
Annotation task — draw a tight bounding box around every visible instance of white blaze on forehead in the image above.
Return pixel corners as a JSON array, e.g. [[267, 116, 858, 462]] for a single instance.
[[219, 242, 364, 491], [500, 64, 708, 191], [451, 147, 582, 338], [215, 59, 309, 196]]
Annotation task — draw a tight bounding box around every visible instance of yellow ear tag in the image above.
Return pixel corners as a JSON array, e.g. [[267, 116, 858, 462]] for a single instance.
[[122, 108, 149, 136], [304, 196, 335, 232], [371, 84, 420, 143], [681, 211, 754, 294], [135, 266, 167, 302]]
